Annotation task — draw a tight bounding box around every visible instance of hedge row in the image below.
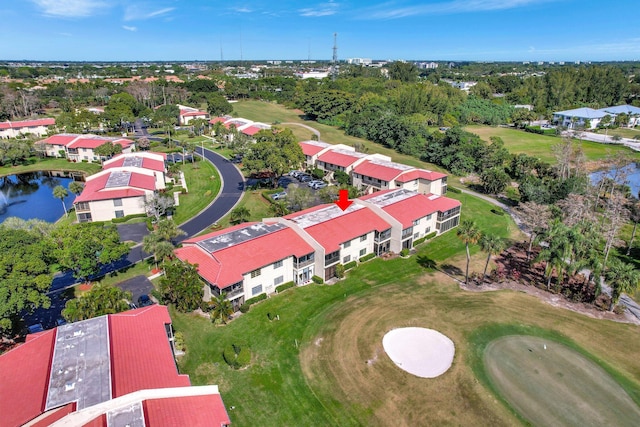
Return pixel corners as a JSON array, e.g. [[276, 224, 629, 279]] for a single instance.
[[525, 125, 556, 136], [344, 261, 357, 270], [239, 293, 268, 313], [312, 275, 324, 284], [359, 253, 376, 263], [112, 213, 148, 224], [276, 281, 296, 293], [447, 186, 462, 194], [412, 231, 438, 247]]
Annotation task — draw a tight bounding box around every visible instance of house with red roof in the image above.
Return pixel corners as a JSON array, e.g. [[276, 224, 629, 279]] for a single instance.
[[175, 222, 317, 309], [0, 117, 55, 139], [35, 134, 135, 163], [353, 159, 448, 195], [299, 140, 336, 167], [175, 189, 461, 298], [74, 152, 168, 223], [0, 305, 230, 427], [177, 104, 210, 125]]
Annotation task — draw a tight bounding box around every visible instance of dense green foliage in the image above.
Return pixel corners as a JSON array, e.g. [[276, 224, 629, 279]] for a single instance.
[[223, 343, 251, 369], [51, 223, 129, 281], [159, 260, 204, 312], [275, 281, 296, 293], [62, 284, 131, 322], [0, 227, 54, 335]]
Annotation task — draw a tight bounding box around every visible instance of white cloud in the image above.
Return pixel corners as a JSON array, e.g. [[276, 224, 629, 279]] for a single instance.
[[122, 25, 137, 32], [363, 0, 557, 19], [231, 6, 253, 13], [299, 1, 340, 17], [124, 5, 175, 21], [31, 0, 108, 18]]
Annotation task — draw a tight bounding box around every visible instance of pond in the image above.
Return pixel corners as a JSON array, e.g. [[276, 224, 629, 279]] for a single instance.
[[590, 162, 640, 198], [0, 171, 83, 223]]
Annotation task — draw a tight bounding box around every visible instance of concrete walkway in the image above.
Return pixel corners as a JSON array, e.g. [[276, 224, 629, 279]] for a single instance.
[[281, 122, 322, 140], [562, 130, 640, 152]]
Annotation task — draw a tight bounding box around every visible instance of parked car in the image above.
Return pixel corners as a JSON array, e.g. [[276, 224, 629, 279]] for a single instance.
[[312, 182, 328, 189], [299, 175, 312, 182], [289, 170, 302, 177], [307, 180, 324, 187], [137, 294, 154, 307], [271, 191, 287, 201]]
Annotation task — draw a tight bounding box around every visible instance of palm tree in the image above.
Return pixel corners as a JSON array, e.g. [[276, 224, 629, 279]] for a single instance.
[[210, 292, 234, 324], [142, 233, 163, 270], [230, 206, 250, 224], [479, 233, 505, 281], [155, 219, 186, 242], [269, 201, 289, 217], [53, 185, 69, 217], [605, 259, 640, 311], [626, 197, 640, 256], [68, 181, 84, 196], [457, 219, 481, 284]]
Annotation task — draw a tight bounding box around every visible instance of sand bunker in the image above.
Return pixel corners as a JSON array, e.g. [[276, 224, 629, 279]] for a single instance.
[[382, 327, 455, 378]]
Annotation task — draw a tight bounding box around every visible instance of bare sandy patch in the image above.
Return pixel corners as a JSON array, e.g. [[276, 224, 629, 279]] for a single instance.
[[382, 327, 455, 378]]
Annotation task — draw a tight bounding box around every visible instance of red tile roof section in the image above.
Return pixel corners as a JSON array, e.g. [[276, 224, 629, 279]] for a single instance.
[[241, 125, 263, 136], [81, 414, 107, 427], [74, 171, 155, 203], [0, 118, 55, 130], [380, 194, 444, 228], [68, 137, 134, 150], [289, 205, 391, 253], [0, 329, 56, 427], [104, 157, 166, 172], [299, 141, 329, 156], [144, 395, 231, 427], [178, 226, 314, 288], [353, 160, 407, 182], [37, 134, 78, 146], [109, 306, 191, 398], [209, 117, 227, 124], [317, 150, 363, 168], [395, 169, 447, 183]]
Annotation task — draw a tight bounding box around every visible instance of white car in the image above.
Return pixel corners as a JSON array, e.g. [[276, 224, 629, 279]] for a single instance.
[[271, 191, 287, 201], [312, 182, 328, 189], [308, 180, 323, 187]]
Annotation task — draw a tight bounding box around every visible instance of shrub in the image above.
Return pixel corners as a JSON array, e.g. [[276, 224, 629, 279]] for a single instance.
[[400, 248, 410, 257], [491, 208, 505, 216], [173, 331, 185, 352], [359, 253, 376, 263], [335, 264, 345, 278], [344, 260, 357, 270], [223, 343, 250, 369], [244, 293, 267, 306], [311, 168, 325, 179], [425, 231, 437, 239], [239, 303, 251, 313], [276, 281, 296, 293], [447, 186, 462, 194], [111, 213, 147, 224], [413, 236, 427, 247], [312, 275, 324, 284]]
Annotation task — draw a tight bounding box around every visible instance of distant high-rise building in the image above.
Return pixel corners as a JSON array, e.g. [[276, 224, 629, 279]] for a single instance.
[[347, 58, 372, 66]]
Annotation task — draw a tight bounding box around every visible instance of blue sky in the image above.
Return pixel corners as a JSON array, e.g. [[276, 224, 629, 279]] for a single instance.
[[1, 0, 639, 62]]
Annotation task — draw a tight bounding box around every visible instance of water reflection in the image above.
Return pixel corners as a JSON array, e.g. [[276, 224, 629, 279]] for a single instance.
[[0, 171, 84, 223], [590, 163, 640, 198]]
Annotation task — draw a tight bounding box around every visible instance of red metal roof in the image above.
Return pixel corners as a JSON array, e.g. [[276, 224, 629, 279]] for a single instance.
[[36, 134, 78, 146], [241, 125, 263, 136], [74, 171, 155, 203], [177, 225, 314, 288], [0, 117, 55, 130], [0, 329, 56, 427], [353, 160, 408, 182], [109, 306, 191, 398], [104, 155, 166, 172], [209, 117, 227, 124], [395, 169, 447, 183], [144, 394, 231, 427], [317, 150, 364, 168], [299, 141, 330, 156], [180, 110, 209, 117], [288, 205, 391, 253], [382, 193, 459, 228], [68, 137, 134, 150], [30, 403, 76, 427]]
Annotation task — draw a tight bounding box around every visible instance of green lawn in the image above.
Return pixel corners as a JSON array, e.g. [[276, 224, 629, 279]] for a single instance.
[[604, 127, 640, 140], [172, 192, 640, 425], [0, 157, 101, 178], [466, 125, 640, 165], [173, 159, 221, 225]]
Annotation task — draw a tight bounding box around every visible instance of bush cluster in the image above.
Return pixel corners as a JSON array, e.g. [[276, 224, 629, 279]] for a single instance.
[[400, 248, 410, 257], [111, 213, 147, 223], [275, 281, 296, 293], [223, 343, 250, 369], [344, 261, 357, 270], [335, 264, 345, 278], [358, 253, 376, 263], [312, 275, 324, 284]]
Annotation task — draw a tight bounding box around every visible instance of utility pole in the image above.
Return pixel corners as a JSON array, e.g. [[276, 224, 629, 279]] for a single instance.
[[332, 32, 338, 81]]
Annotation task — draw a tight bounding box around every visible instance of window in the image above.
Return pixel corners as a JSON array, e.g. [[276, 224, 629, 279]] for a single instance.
[[360, 234, 367, 242], [426, 226, 431, 233], [343, 255, 351, 263], [273, 260, 283, 269], [250, 268, 261, 278], [414, 232, 420, 239], [113, 198, 123, 207], [114, 210, 124, 218], [344, 240, 351, 248], [359, 248, 366, 257], [413, 218, 420, 226], [427, 214, 433, 220], [251, 285, 263, 296], [274, 276, 283, 286]]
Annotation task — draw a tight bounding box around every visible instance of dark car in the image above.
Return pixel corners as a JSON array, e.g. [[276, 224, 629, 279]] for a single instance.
[[137, 294, 154, 307]]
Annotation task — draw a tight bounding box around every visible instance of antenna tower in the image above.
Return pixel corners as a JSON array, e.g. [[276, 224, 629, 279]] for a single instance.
[[332, 32, 338, 81]]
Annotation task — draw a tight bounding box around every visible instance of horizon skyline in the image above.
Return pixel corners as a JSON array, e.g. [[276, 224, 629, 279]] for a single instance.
[[1, 1, 639, 62]]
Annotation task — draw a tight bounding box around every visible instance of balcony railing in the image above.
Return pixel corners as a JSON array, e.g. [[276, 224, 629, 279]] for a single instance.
[[324, 254, 340, 266], [375, 229, 391, 243], [295, 258, 314, 269]]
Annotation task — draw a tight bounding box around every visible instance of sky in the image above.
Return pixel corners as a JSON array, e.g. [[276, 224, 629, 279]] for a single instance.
[[1, 0, 639, 62]]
